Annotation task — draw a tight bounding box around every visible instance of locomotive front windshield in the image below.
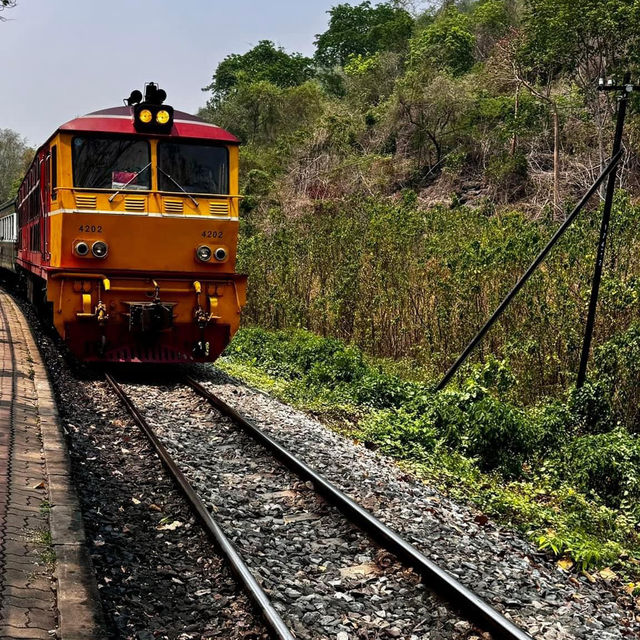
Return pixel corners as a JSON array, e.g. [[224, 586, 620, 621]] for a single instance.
[[158, 142, 228, 195], [72, 137, 151, 190]]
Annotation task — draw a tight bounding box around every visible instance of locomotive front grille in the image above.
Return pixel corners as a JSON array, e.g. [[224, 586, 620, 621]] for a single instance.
[[75, 194, 97, 209], [124, 196, 146, 212], [209, 201, 229, 216]]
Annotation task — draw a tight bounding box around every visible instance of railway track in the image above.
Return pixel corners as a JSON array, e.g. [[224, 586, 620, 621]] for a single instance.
[[106, 372, 534, 640]]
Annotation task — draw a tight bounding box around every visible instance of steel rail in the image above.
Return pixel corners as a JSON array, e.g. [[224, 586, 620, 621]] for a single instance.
[[104, 373, 296, 640], [185, 375, 535, 640]]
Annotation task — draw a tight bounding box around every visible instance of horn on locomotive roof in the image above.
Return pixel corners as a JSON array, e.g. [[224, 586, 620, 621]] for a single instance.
[[144, 82, 167, 105], [125, 89, 143, 106], [124, 83, 167, 107]]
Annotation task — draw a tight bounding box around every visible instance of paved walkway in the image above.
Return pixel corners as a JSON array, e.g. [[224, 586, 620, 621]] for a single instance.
[[0, 290, 104, 640]]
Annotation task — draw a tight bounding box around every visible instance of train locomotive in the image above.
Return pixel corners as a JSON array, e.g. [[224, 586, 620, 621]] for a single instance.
[[0, 83, 247, 363]]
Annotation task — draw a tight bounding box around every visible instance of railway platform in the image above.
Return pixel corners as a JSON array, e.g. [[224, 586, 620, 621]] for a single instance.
[[0, 290, 104, 640]]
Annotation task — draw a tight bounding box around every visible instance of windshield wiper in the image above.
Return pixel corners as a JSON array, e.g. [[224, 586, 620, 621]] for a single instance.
[[157, 166, 199, 207], [108, 162, 152, 202]]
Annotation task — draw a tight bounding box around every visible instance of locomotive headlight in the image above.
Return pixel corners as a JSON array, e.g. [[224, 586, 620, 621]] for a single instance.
[[196, 245, 212, 262], [91, 241, 109, 258], [74, 241, 89, 257], [156, 110, 171, 125], [214, 247, 227, 261], [139, 109, 153, 124]]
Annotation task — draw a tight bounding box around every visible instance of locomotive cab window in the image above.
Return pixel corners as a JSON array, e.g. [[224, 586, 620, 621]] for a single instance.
[[157, 142, 228, 195], [72, 136, 151, 190]]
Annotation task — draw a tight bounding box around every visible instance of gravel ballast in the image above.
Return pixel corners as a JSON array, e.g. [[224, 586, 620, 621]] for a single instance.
[[20, 306, 269, 640], [187, 367, 639, 640], [123, 381, 480, 640]]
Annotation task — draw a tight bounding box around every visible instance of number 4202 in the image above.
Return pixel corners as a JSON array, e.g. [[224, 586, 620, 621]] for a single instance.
[[202, 230, 223, 238]]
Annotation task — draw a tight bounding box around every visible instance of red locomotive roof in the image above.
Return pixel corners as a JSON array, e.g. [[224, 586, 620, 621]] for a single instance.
[[58, 106, 238, 143]]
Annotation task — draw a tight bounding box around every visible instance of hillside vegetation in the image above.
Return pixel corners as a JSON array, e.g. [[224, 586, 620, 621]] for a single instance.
[[201, 1, 640, 576]]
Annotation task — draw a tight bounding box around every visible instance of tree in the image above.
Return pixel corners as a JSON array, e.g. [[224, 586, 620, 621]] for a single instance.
[[200, 81, 326, 146], [520, 0, 640, 179], [388, 72, 473, 170], [0, 0, 16, 20], [314, 1, 414, 68], [0, 129, 31, 203], [344, 51, 405, 107], [472, 0, 518, 58], [204, 41, 315, 104], [409, 4, 476, 76]]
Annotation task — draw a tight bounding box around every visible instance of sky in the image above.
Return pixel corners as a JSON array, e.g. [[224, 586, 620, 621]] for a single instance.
[[0, 0, 359, 146]]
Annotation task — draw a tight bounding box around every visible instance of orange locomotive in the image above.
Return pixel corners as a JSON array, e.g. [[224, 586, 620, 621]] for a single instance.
[[1, 83, 247, 362]]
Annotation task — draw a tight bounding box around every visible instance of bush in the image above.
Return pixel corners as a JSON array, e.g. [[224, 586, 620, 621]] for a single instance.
[[594, 322, 640, 431], [557, 428, 640, 511], [360, 408, 437, 459], [226, 331, 568, 477], [485, 152, 528, 200], [567, 380, 615, 435]]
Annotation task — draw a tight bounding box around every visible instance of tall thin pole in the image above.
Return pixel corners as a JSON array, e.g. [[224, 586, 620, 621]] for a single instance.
[[577, 74, 631, 388]]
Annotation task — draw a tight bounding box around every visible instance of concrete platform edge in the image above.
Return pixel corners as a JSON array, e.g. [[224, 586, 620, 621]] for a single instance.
[[8, 296, 107, 640]]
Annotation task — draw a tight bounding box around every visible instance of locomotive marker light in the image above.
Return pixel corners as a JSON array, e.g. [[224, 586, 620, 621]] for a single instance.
[[196, 245, 212, 262], [156, 109, 171, 125], [92, 241, 109, 259], [74, 241, 89, 257], [214, 247, 227, 261]]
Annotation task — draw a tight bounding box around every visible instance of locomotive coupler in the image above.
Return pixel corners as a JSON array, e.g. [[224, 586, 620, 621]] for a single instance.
[[192, 280, 221, 329], [123, 301, 176, 333], [96, 301, 109, 326]]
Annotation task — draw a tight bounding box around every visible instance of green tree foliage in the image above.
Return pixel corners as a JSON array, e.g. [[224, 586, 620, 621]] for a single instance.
[[520, 0, 640, 79], [314, 1, 414, 67], [200, 0, 640, 402], [201, 81, 326, 146], [409, 4, 476, 76], [472, 0, 518, 56], [203, 40, 315, 104], [0, 129, 31, 203], [343, 51, 405, 106]]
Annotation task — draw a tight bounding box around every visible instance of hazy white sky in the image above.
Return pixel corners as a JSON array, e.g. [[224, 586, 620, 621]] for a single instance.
[[1, 0, 358, 146]]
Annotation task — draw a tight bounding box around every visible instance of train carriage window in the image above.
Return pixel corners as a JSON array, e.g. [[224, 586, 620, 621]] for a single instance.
[[72, 136, 150, 190], [157, 142, 228, 195]]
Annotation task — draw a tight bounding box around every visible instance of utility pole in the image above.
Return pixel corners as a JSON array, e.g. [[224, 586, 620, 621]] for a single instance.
[[577, 73, 638, 388]]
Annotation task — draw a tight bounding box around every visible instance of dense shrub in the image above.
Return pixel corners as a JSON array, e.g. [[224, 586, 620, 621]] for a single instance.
[[557, 429, 640, 512], [567, 381, 615, 435], [238, 194, 640, 407], [594, 322, 640, 431]]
